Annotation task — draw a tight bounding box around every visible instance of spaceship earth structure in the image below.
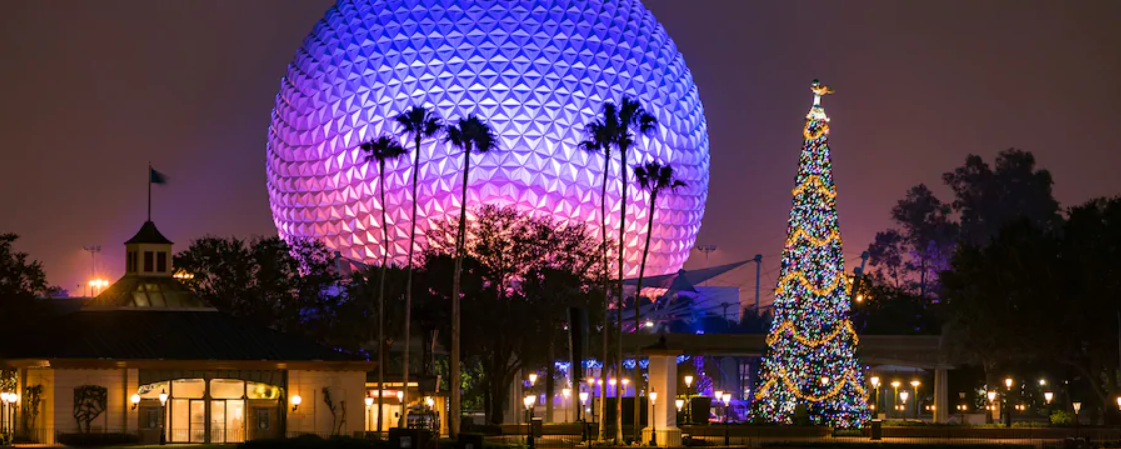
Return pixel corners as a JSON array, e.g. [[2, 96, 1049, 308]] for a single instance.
[[267, 0, 709, 276]]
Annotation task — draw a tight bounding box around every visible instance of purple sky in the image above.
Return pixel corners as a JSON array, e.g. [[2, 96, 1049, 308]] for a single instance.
[[2, 1, 1119, 299]]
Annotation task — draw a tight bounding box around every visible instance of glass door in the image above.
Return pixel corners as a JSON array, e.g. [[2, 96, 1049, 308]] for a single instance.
[[225, 400, 246, 443], [211, 401, 226, 443], [189, 400, 206, 443]]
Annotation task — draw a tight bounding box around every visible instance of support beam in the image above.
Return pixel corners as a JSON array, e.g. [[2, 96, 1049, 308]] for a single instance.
[[642, 345, 682, 447]]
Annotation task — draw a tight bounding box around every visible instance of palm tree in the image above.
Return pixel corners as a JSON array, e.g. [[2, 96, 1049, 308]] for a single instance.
[[444, 114, 498, 437], [359, 135, 409, 433], [613, 97, 656, 443], [393, 106, 444, 431], [578, 103, 618, 441], [631, 161, 684, 437]]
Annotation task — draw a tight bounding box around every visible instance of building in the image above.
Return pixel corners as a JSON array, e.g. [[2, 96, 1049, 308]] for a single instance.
[[0, 221, 372, 444], [267, 0, 710, 277]]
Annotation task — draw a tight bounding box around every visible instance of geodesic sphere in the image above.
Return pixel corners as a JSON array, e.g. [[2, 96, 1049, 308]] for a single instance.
[[267, 0, 709, 276]]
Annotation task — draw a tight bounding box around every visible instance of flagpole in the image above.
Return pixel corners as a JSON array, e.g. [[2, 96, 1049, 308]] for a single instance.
[[148, 162, 152, 221]]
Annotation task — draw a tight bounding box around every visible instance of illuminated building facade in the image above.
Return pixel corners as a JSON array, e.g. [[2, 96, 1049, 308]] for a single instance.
[[267, 0, 710, 276]]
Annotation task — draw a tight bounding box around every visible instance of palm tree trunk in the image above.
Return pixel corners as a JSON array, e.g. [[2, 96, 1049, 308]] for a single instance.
[[450, 144, 472, 438], [377, 160, 389, 435], [633, 189, 657, 441], [401, 134, 424, 430], [615, 144, 628, 444], [598, 151, 611, 442]]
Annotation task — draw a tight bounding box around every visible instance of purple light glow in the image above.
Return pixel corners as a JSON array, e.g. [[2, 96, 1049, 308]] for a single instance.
[[267, 0, 710, 276]]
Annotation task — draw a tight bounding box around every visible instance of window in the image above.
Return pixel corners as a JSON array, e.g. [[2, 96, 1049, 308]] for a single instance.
[[157, 252, 167, 272], [210, 379, 245, 399], [143, 407, 160, 430], [144, 252, 154, 272], [127, 252, 136, 272], [256, 409, 271, 430]]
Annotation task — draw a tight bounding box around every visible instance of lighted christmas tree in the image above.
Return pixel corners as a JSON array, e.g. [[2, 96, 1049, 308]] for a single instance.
[[752, 80, 869, 428]]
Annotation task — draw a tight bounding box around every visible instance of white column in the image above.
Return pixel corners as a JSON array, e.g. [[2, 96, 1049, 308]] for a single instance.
[[642, 351, 681, 447], [125, 369, 139, 433], [933, 366, 949, 423]]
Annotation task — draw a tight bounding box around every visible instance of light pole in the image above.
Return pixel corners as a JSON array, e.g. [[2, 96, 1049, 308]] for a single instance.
[[563, 388, 572, 423], [675, 399, 684, 424], [891, 381, 901, 419], [958, 392, 966, 424], [684, 375, 693, 425], [1003, 377, 1013, 427], [579, 391, 590, 441], [900, 391, 909, 421], [986, 391, 996, 424], [365, 396, 375, 434], [159, 389, 169, 445], [720, 393, 731, 446], [524, 395, 537, 449], [649, 391, 658, 446], [1073, 401, 1082, 439], [870, 377, 880, 418], [911, 380, 921, 420]]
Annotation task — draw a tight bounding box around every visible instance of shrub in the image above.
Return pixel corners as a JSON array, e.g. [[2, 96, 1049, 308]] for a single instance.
[[1050, 410, 1075, 426], [56, 432, 138, 447]]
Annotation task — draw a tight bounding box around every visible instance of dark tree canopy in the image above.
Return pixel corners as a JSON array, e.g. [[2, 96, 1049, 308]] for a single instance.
[[0, 233, 56, 335], [173, 236, 340, 343]]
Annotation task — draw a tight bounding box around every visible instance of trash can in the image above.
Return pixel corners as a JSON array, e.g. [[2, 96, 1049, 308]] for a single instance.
[[459, 433, 484, 449], [531, 417, 544, 438], [870, 419, 882, 441]]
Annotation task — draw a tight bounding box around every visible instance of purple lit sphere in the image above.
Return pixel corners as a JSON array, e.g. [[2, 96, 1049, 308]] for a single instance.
[[267, 0, 709, 276]]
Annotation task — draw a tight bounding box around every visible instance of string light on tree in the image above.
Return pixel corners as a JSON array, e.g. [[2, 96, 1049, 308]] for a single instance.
[[752, 80, 870, 428]]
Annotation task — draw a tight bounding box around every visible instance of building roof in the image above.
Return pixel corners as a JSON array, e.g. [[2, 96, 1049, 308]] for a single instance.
[[84, 275, 210, 309], [3, 309, 360, 363], [125, 220, 173, 245]]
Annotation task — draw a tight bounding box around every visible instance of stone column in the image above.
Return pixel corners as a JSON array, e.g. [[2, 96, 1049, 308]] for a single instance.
[[933, 366, 948, 423], [642, 347, 682, 447]]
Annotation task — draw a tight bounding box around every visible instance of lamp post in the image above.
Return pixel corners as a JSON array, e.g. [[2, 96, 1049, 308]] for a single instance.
[[911, 380, 921, 420], [1073, 401, 1082, 439], [891, 381, 901, 420], [684, 375, 693, 425], [524, 395, 537, 449], [900, 391, 910, 421], [870, 377, 880, 418], [159, 389, 169, 445], [958, 392, 966, 424], [1003, 377, 1013, 427], [579, 391, 590, 442], [366, 396, 375, 434], [649, 391, 658, 446], [562, 388, 572, 423], [720, 393, 731, 446]]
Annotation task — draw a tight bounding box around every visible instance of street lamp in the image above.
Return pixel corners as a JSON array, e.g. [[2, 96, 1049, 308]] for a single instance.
[[365, 396, 375, 432], [1002, 378, 1013, 427], [562, 388, 572, 423], [649, 391, 658, 446], [579, 391, 590, 442], [684, 375, 694, 424], [720, 393, 732, 446], [870, 377, 881, 416], [529, 373, 538, 387], [131, 393, 141, 410], [911, 380, 921, 420], [1044, 391, 1054, 404], [1073, 401, 1082, 439], [891, 381, 901, 419], [159, 389, 169, 445], [524, 395, 537, 448], [675, 399, 685, 414], [622, 378, 630, 396], [958, 392, 967, 424]]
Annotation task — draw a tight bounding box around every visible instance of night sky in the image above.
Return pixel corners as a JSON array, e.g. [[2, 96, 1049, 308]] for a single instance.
[[2, 1, 1119, 300]]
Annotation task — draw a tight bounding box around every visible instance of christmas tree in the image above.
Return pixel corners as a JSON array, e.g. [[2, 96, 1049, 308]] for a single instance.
[[753, 80, 869, 428]]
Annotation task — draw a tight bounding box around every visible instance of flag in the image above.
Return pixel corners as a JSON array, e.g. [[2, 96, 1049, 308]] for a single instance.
[[150, 168, 168, 184]]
